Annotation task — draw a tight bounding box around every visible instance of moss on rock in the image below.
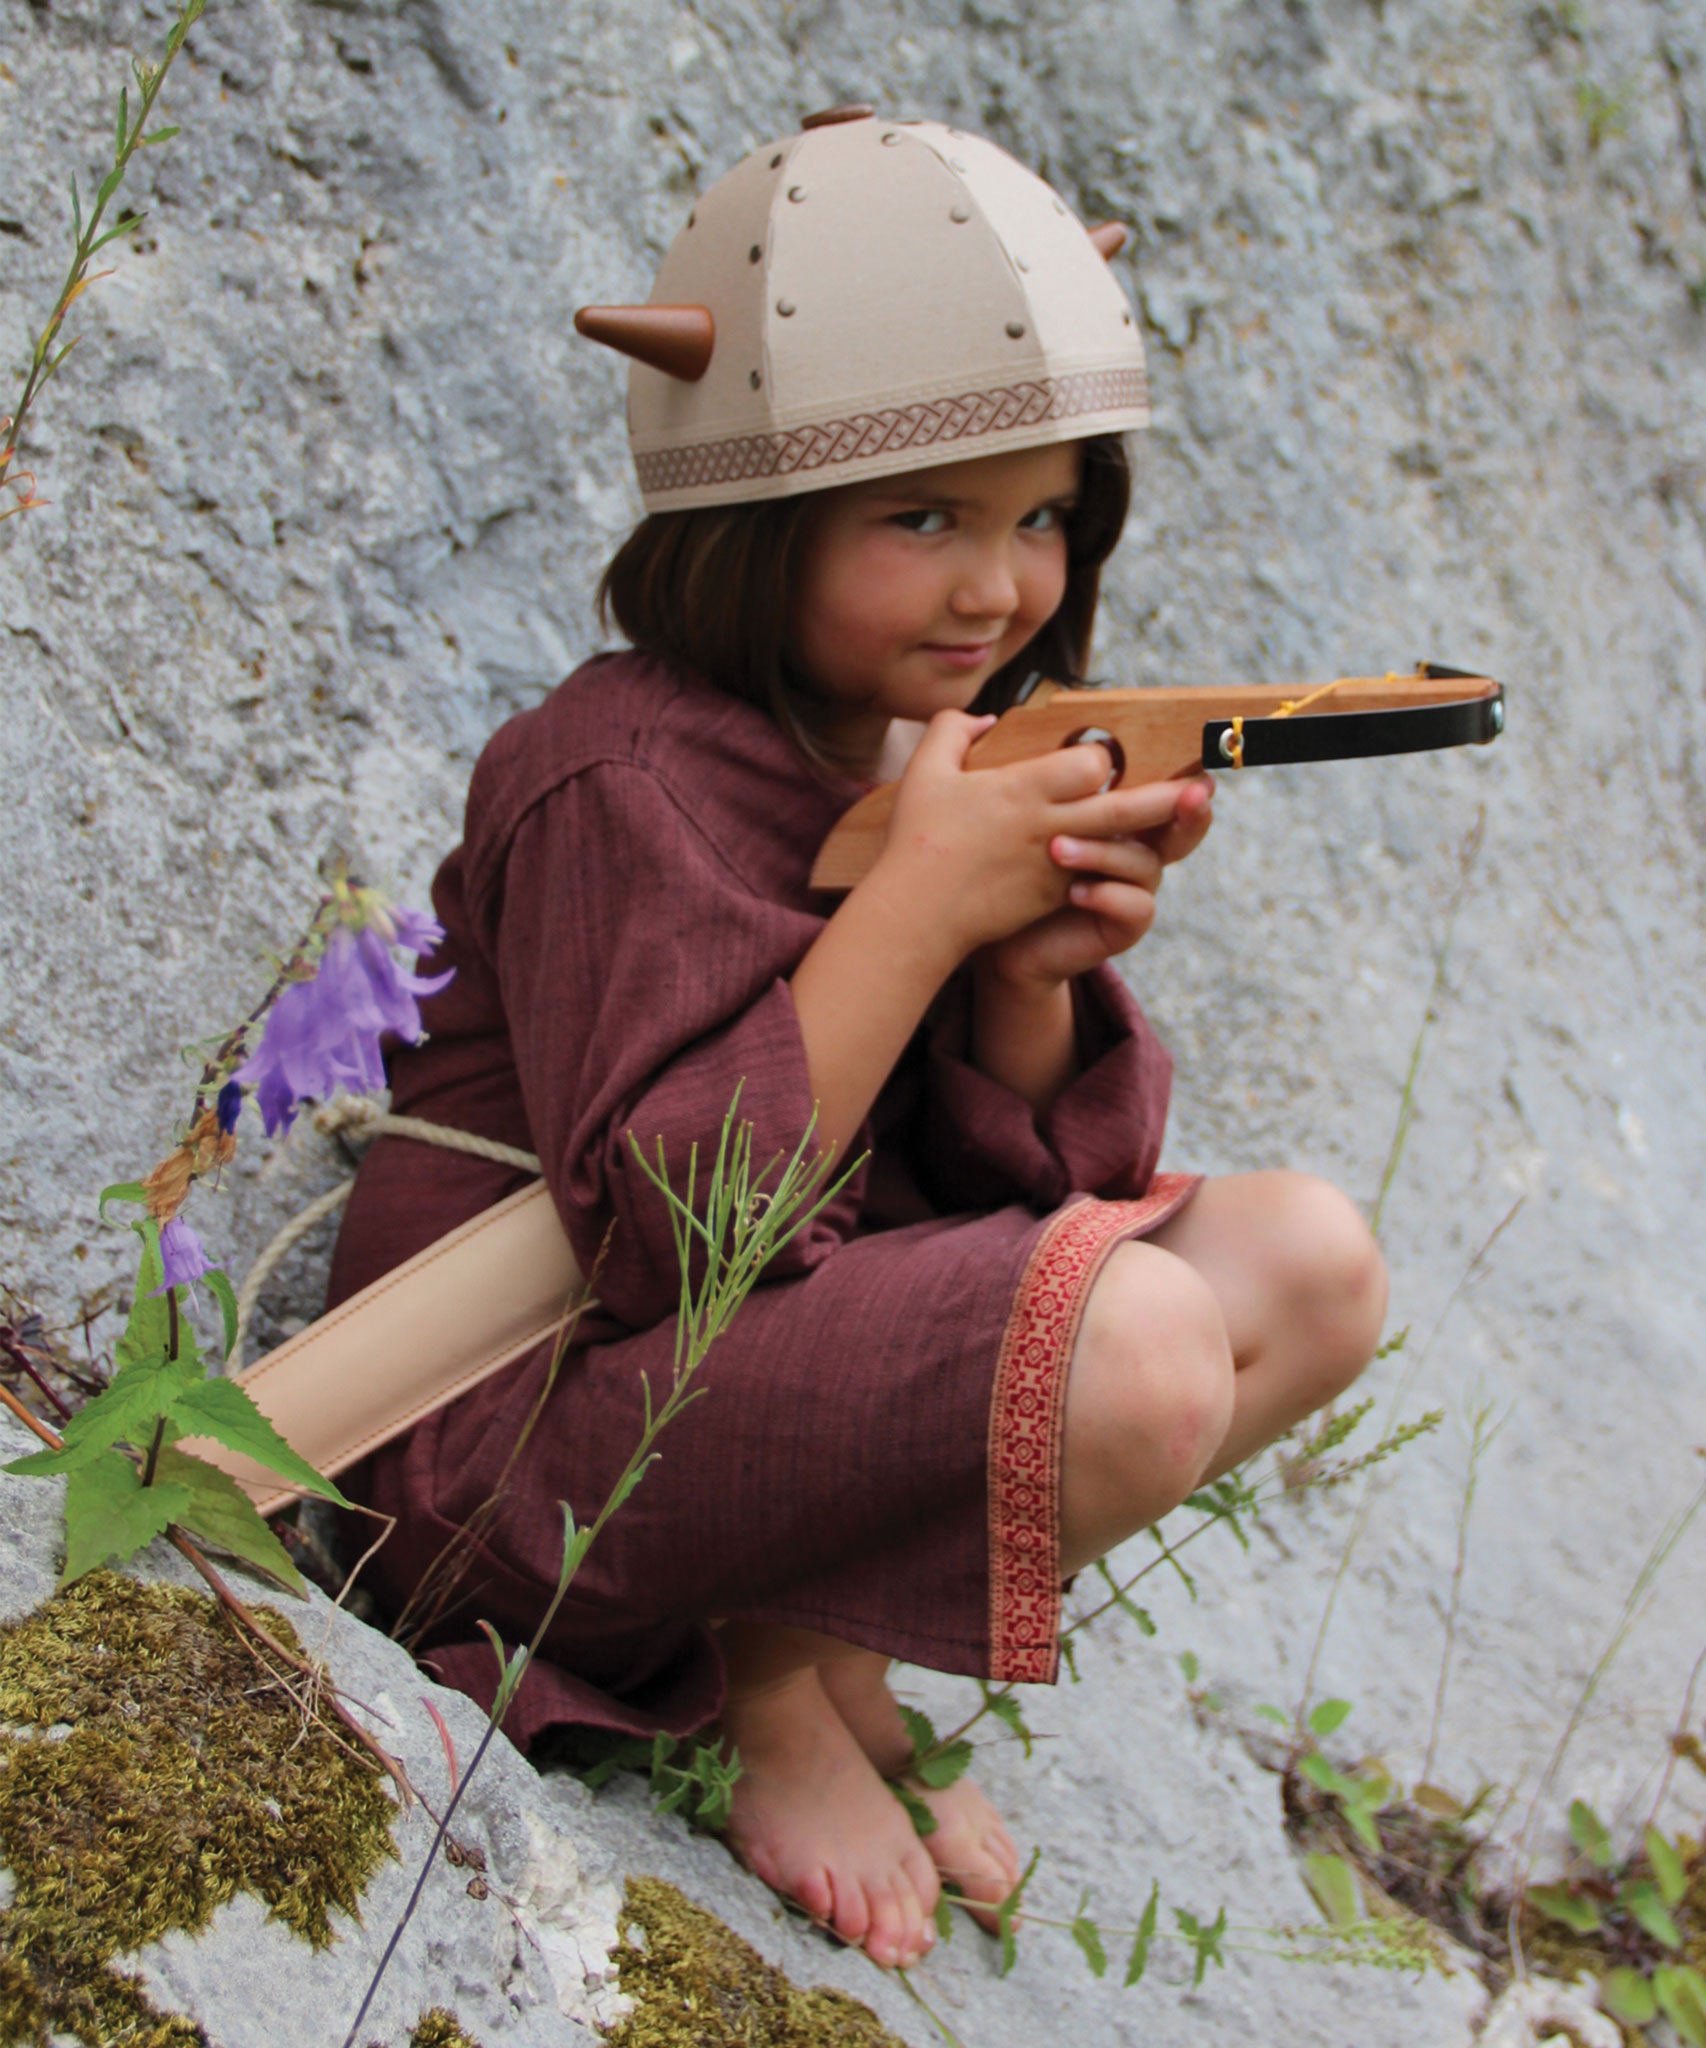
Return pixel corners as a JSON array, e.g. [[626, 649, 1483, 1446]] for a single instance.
[[605, 1876, 906, 2048], [409, 2009, 485, 2047], [0, 1570, 398, 2047]]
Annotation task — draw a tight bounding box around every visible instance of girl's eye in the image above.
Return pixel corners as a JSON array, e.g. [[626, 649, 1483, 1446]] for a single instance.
[[890, 508, 951, 535], [1020, 503, 1071, 532]]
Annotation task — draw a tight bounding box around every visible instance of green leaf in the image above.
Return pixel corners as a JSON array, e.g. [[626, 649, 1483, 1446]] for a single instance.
[[113, 1217, 172, 1374], [893, 1782, 937, 1839], [98, 1180, 149, 1218], [1342, 1799, 1382, 1854], [1175, 1905, 1227, 1987], [913, 1739, 974, 1791], [1622, 1877, 1682, 1949], [1069, 1894, 1107, 1979], [71, 173, 83, 243], [153, 1446, 305, 1594], [1060, 1636, 1080, 1683], [203, 1268, 240, 1358], [1255, 1703, 1292, 1726], [95, 164, 125, 213], [1179, 1651, 1199, 1684], [1654, 1965, 1706, 2048], [168, 1376, 350, 1505], [1568, 1798, 1614, 1869], [1525, 1884, 1601, 1934], [1308, 1698, 1353, 1738], [1303, 1852, 1361, 1930], [983, 1687, 1033, 1759], [6, 1351, 198, 1474], [117, 84, 129, 154], [996, 1846, 1042, 1978], [1300, 1753, 1359, 1802], [1601, 1968, 1658, 2025], [60, 1451, 190, 1584], [897, 1703, 938, 1760], [142, 125, 181, 145], [932, 1892, 954, 1942], [1645, 1825, 1688, 1908], [1124, 1881, 1159, 1986]]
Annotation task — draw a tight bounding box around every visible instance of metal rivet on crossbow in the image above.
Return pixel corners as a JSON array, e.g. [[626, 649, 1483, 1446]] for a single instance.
[[950, 203, 971, 224], [1006, 321, 1026, 339], [776, 299, 796, 317], [749, 244, 761, 262], [787, 185, 807, 202], [749, 370, 762, 388]]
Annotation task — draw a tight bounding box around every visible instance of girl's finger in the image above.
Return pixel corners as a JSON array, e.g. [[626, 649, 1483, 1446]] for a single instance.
[[911, 708, 999, 775], [1055, 778, 1194, 837], [1051, 834, 1164, 891], [1066, 877, 1158, 938]]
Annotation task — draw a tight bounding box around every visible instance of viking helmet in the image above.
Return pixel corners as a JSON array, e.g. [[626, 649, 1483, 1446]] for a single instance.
[[576, 106, 1147, 513]]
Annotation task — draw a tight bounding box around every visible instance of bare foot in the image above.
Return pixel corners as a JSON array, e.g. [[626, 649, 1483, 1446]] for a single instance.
[[819, 1651, 1023, 1934], [720, 1662, 941, 1969]]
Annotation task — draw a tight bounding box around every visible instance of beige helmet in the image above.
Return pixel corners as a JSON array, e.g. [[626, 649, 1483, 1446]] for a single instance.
[[576, 105, 1146, 513]]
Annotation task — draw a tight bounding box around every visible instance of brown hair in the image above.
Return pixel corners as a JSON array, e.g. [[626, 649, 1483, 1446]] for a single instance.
[[597, 433, 1132, 776]]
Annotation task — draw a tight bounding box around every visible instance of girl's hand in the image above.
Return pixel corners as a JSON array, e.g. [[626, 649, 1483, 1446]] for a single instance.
[[867, 713, 1207, 966], [979, 772, 1215, 992]]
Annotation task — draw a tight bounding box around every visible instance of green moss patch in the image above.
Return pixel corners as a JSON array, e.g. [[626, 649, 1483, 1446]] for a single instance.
[[0, 1570, 398, 2047], [409, 2010, 485, 2048], [605, 1876, 906, 2048]]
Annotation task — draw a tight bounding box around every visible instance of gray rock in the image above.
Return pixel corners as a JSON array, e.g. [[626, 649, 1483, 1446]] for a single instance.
[[3, 1, 1704, 2042]]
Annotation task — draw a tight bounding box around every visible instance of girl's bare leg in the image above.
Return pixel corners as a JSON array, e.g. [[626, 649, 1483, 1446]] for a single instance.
[[718, 1619, 940, 1968], [1060, 1171, 1386, 1573], [818, 1649, 1021, 1933]]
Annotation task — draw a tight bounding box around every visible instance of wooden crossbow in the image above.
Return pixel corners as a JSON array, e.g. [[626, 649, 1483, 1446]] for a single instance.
[[810, 663, 1505, 890]]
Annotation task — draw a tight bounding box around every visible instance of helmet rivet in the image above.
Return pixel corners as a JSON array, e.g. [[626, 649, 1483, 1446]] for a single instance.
[[1122, 311, 1133, 325], [881, 131, 900, 145], [776, 298, 796, 317], [1015, 256, 1030, 272], [769, 152, 783, 168], [750, 370, 762, 388], [686, 211, 696, 228], [787, 185, 807, 202], [748, 244, 762, 262], [950, 203, 971, 224], [1052, 198, 1066, 214], [1005, 321, 1026, 339], [950, 157, 967, 171]]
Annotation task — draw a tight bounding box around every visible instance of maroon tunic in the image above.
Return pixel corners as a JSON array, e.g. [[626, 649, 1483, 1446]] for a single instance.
[[329, 652, 1196, 1748]]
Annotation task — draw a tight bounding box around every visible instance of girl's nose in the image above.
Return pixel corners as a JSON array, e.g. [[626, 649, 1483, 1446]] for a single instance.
[[950, 544, 1020, 621]]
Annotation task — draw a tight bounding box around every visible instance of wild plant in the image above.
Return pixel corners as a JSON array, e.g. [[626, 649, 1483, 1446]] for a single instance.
[[1, 0, 205, 525], [340, 1103, 852, 2045]]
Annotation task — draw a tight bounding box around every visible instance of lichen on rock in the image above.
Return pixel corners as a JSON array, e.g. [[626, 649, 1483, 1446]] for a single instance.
[[0, 1570, 398, 2047], [605, 1876, 906, 2048]]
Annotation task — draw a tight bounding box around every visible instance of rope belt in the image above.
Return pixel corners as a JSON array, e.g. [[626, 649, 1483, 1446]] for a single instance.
[[230, 1100, 542, 1371]]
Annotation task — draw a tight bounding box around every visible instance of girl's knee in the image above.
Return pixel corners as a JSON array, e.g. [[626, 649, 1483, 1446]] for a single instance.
[[1266, 1173, 1388, 1395], [1066, 1244, 1236, 1518]]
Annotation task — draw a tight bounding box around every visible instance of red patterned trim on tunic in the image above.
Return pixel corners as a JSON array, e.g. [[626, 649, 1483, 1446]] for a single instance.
[[986, 1175, 1201, 1684]]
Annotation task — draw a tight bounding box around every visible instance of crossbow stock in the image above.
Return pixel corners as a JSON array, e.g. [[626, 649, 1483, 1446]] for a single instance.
[[810, 662, 1505, 891]]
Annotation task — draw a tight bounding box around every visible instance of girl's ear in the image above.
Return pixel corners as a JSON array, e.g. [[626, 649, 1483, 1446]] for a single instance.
[[573, 304, 716, 382]]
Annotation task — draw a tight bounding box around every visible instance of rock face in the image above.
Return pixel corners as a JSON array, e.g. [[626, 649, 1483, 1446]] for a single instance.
[[2, 1, 1704, 2044]]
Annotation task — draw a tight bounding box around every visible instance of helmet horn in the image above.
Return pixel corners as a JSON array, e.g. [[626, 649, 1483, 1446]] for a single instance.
[[573, 304, 716, 382], [1087, 221, 1129, 260]]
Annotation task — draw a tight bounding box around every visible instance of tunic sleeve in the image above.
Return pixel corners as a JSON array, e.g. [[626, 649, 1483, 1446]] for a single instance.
[[920, 964, 1173, 1211], [478, 762, 861, 1333]]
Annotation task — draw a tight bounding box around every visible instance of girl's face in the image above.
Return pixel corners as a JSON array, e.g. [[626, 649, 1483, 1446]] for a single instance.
[[789, 440, 1082, 771]]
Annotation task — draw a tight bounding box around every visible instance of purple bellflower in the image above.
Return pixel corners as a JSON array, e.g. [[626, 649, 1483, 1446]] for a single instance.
[[153, 1214, 213, 1296], [235, 911, 453, 1137]]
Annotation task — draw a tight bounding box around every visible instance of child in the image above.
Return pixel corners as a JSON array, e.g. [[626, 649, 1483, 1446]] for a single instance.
[[328, 109, 1386, 1972]]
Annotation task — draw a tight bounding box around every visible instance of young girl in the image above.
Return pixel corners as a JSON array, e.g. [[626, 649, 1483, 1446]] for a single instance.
[[328, 109, 1386, 1973]]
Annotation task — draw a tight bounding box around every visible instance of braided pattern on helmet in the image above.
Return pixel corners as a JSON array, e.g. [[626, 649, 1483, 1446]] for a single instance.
[[635, 366, 1147, 499]]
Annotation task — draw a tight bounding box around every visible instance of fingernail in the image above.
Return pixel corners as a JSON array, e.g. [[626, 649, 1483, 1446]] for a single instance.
[[1055, 836, 1081, 860], [1070, 879, 1091, 903]]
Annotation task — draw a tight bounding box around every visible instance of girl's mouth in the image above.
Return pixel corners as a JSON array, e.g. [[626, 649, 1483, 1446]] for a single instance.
[[920, 641, 995, 669]]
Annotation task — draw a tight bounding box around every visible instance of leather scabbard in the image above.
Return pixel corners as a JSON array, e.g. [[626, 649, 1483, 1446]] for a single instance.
[[182, 1180, 581, 1518]]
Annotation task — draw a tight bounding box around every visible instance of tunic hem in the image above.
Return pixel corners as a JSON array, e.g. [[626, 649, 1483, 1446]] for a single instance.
[[986, 1173, 1202, 1684]]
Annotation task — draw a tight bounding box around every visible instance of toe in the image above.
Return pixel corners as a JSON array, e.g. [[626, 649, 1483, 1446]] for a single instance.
[[828, 1869, 872, 1949], [794, 1864, 835, 1928]]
